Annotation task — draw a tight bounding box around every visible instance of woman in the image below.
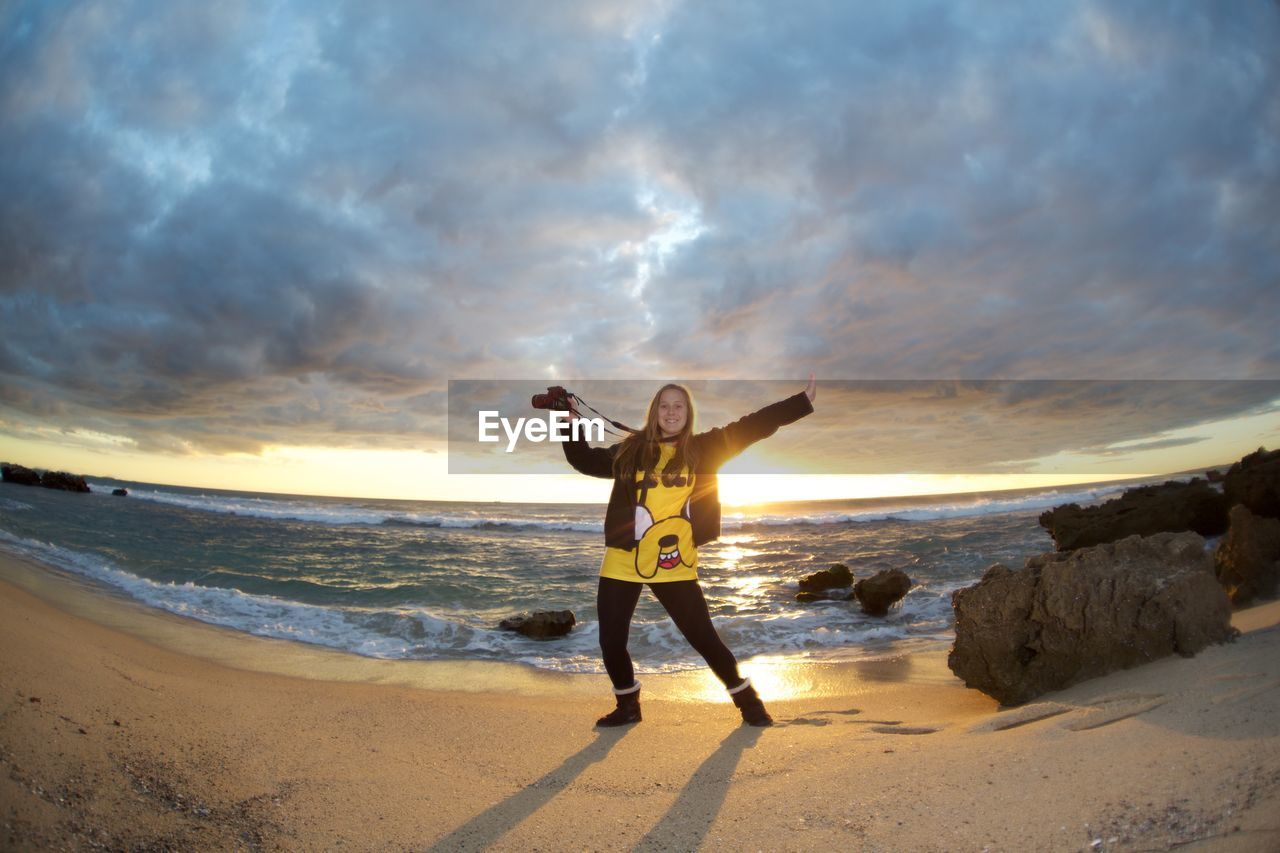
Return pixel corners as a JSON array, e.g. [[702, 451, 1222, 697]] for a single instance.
[[563, 376, 816, 728]]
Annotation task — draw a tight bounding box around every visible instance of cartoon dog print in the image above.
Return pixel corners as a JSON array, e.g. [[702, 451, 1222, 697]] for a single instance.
[[632, 501, 696, 579]]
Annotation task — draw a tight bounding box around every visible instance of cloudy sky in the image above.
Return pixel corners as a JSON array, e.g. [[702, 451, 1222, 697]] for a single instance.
[[1, 1, 1277, 500]]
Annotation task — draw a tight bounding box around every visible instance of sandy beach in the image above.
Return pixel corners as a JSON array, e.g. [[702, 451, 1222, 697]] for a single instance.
[[2, 551, 1278, 852]]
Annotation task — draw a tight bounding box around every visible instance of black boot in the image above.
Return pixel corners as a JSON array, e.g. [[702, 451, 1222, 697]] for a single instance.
[[729, 678, 773, 727], [596, 682, 642, 728]]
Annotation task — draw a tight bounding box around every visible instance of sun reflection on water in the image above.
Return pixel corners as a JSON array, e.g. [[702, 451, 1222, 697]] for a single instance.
[[711, 534, 761, 567]]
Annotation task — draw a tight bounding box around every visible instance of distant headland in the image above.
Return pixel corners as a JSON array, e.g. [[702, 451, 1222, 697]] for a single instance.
[[0, 462, 127, 495]]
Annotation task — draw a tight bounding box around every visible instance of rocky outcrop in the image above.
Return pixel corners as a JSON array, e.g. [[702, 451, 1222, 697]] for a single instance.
[[798, 563, 853, 592], [1, 463, 92, 492], [948, 532, 1234, 706], [854, 569, 912, 616], [498, 610, 576, 640], [1214, 504, 1280, 607], [40, 471, 90, 492], [113, 488, 129, 497], [1, 463, 41, 486], [1222, 447, 1280, 520], [795, 563, 855, 602], [1037, 479, 1228, 551], [793, 564, 912, 614]]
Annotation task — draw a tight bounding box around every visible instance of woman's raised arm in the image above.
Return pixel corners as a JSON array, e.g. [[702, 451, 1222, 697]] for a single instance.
[[696, 378, 815, 469]]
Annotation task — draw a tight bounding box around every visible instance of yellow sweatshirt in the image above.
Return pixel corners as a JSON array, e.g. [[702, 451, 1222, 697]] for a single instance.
[[600, 441, 698, 583]]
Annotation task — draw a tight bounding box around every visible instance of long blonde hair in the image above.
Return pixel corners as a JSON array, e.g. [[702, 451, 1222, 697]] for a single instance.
[[612, 383, 699, 486]]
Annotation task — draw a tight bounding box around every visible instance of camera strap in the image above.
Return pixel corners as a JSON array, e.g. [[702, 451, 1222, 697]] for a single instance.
[[570, 395, 636, 437]]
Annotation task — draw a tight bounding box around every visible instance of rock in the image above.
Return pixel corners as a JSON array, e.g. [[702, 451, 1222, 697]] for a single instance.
[[854, 569, 912, 616], [40, 471, 91, 492], [1037, 479, 1228, 551], [797, 563, 853, 592], [795, 589, 854, 603], [948, 532, 1235, 706], [1, 463, 42, 486], [498, 610, 575, 640], [1205, 469, 1224, 484], [1222, 447, 1280, 520], [112, 488, 129, 497], [1214, 504, 1280, 607]]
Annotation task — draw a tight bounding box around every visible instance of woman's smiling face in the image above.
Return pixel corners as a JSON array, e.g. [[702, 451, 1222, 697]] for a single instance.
[[656, 387, 689, 438]]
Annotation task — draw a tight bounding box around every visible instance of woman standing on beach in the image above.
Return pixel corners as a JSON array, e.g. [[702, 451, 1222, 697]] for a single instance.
[[563, 377, 816, 728]]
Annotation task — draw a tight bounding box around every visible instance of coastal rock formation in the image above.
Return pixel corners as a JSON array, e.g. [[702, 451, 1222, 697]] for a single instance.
[[854, 569, 912, 616], [40, 471, 91, 492], [0, 463, 91, 492], [1, 463, 41, 486], [948, 532, 1234, 706], [1222, 447, 1280, 520], [1214, 505, 1280, 607], [113, 488, 129, 497], [498, 610, 576, 640], [795, 563, 854, 603], [797, 563, 853, 592], [1037, 479, 1228, 551], [793, 564, 912, 612]]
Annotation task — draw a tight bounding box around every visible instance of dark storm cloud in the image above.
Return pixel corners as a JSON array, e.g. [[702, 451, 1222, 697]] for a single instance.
[[633, 1, 1280, 379], [0, 0, 657, 453], [1, 1, 1277, 461]]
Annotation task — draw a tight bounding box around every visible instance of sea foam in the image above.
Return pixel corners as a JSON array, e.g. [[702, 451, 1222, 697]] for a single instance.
[[88, 479, 1137, 532], [88, 484, 602, 531]]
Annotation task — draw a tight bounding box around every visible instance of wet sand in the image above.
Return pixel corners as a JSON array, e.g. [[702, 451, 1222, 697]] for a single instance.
[[2, 550, 1278, 851]]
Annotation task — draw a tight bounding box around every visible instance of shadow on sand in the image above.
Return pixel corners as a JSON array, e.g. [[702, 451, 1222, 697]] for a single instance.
[[633, 725, 764, 851], [425, 727, 631, 851]]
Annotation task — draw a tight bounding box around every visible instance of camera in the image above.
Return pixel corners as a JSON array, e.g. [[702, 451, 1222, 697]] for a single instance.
[[531, 385, 574, 411]]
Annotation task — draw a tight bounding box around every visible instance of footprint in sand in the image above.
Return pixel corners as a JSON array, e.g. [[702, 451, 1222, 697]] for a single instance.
[[870, 725, 940, 735], [1207, 672, 1257, 683], [1060, 692, 1166, 732], [781, 708, 864, 727], [1198, 666, 1280, 705], [970, 693, 1168, 734], [969, 702, 1074, 734], [780, 709, 940, 733], [972, 667, 1280, 735], [1208, 678, 1280, 706]]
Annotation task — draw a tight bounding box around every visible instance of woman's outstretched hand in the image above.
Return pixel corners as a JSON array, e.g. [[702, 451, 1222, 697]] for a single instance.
[[804, 373, 816, 403]]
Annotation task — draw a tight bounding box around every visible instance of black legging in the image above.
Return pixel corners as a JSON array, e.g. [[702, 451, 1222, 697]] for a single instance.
[[597, 576, 743, 690]]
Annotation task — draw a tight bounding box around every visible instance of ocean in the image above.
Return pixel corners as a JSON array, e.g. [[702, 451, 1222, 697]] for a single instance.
[[0, 474, 1189, 675]]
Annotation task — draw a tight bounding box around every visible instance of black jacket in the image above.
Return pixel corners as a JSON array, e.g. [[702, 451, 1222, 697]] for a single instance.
[[562, 391, 814, 550]]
